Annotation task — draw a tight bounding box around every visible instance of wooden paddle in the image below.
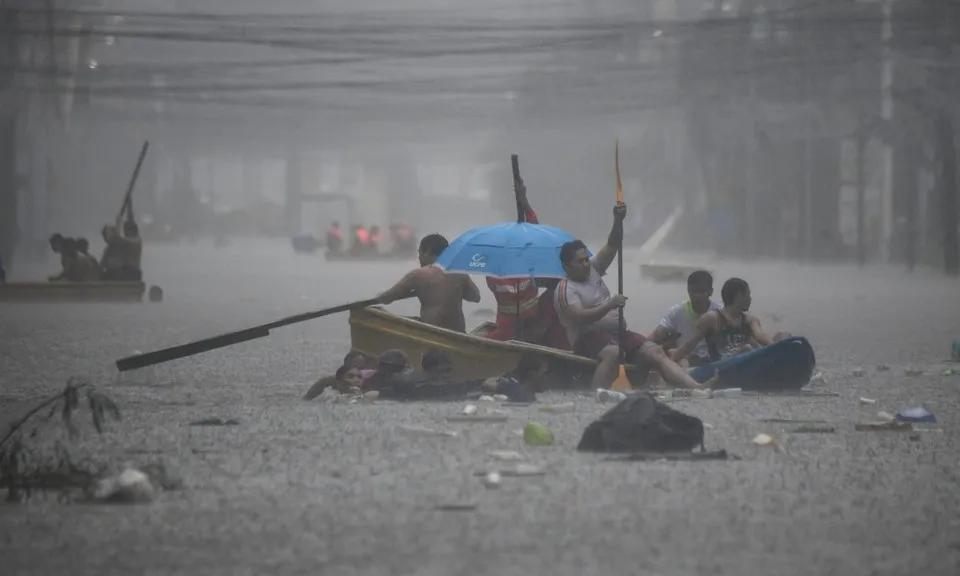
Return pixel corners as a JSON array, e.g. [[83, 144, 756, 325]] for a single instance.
[[116, 140, 150, 228], [115, 296, 397, 372], [511, 154, 525, 223], [611, 139, 633, 392]]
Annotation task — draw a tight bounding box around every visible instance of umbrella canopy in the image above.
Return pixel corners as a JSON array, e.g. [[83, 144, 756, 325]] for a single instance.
[[434, 222, 589, 279]]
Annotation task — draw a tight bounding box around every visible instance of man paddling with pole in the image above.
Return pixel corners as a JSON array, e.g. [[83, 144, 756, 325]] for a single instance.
[[553, 148, 717, 391]]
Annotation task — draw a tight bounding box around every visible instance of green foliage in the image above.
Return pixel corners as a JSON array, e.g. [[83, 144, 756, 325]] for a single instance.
[[0, 378, 121, 502]]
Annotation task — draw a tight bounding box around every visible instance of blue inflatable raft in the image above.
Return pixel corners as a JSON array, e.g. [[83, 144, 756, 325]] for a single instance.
[[687, 336, 816, 391]]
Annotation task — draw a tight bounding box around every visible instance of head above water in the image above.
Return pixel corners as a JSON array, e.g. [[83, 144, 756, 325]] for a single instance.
[[377, 349, 409, 374], [49, 233, 64, 253], [342, 351, 367, 369], [686, 270, 714, 311], [720, 277, 751, 310], [418, 233, 448, 267], [559, 240, 591, 282], [335, 364, 363, 391], [421, 348, 452, 377]]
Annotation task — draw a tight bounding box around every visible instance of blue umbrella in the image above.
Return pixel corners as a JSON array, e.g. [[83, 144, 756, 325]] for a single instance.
[[434, 222, 589, 279]]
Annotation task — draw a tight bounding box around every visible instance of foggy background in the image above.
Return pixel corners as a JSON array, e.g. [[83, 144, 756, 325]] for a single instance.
[[1, 0, 958, 274]]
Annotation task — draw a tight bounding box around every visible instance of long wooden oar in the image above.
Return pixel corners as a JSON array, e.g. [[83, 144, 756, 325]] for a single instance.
[[116, 140, 150, 228], [115, 296, 393, 372], [611, 139, 633, 393], [511, 154, 525, 223]]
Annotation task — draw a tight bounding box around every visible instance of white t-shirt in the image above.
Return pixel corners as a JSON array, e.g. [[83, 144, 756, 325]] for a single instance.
[[659, 300, 721, 360], [554, 257, 622, 346]]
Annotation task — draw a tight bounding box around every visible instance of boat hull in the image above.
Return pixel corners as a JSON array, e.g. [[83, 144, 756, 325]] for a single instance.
[[688, 337, 816, 391], [349, 306, 609, 383], [639, 263, 711, 283], [0, 281, 148, 303]]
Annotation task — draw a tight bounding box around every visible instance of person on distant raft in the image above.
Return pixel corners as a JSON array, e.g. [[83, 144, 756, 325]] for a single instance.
[[351, 224, 371, 256], [554, 202, 717, 391], [101, 221, 143, 281], [325, 221, 343, 254], [55, 238, 97, 282], [47, 233, 68, 282], [670, 277, 790, 364], [377, 233, 481, 333], [391, 221, 415, 254], [75, 237, 100, 278], [369, 225, 382, 253], [484, 177, 543, 342], [649, 270, 721, 367]]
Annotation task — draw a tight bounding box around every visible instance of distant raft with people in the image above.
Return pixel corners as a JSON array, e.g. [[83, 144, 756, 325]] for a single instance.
[[324, 249, 417, 262]]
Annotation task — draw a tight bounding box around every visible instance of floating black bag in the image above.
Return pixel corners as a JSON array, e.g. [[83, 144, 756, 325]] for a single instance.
[[577, 392, 705, 453]]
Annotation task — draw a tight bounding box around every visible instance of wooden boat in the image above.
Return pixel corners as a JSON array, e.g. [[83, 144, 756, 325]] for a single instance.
[[325, 250, 415, 262], [639, 262, 711, 283], [349, 306, 635, 385], [0, 281, 150, 303]]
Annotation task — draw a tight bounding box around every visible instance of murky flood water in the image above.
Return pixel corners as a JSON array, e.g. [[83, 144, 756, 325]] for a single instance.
[[2, 240, 959, 575]]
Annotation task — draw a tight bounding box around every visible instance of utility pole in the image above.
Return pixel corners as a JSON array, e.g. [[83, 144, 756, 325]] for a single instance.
[[879, 0, 894, 263], [936, 1, 958, 275], [856, 115, 867, 267], [801, 11, 814, 260]]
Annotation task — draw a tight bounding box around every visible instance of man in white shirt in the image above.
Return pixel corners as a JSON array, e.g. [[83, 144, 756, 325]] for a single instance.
[[554, 202, 716, 390], [649, 270, 721, 367]]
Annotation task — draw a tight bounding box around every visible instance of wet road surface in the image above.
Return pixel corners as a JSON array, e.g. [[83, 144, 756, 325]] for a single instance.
[[2, 240, 960, 575]]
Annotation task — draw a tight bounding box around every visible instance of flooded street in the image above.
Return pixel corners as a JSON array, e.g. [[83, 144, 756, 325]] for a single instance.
[[2, 241, 959, 575]]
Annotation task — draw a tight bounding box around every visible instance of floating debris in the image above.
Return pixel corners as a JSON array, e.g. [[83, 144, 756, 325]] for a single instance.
[[523, 422, 554, 446], [596, 389, 628, 403], [487, 450, 524, 462], [396, 425, 458, 438], [539, 402, 575, 414], [876, 364, 890, 372], [94, 468, 155, 504], [789, 425, 836, 434], [189, 418, 240, 427], [854, 420, 913, 431], [482, 471, 502, 489], [446, 415, 509, 423], [461, 404, 478, 416], [859, 397, 878, 405], [896, 406, 936, 423], [904, 368, 925, 377], [752, 434, 776, 446], [851, 368, 866, 378]]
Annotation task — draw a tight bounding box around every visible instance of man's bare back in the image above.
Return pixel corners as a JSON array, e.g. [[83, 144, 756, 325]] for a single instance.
[[379, 265, 480, 332]]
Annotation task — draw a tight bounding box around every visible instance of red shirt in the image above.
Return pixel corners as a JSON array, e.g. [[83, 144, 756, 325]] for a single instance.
[[538, 288, 571, 350], [486, 206, 541, 332]]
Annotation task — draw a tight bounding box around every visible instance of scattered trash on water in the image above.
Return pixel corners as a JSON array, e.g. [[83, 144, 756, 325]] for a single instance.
[[859, 397, 878, 405], [789, 425, 836, 434], [596, 389, 628, 403], [539, 402, 575, 414], [714, 388, 741, 399], [855, 420, 913, 431], [492, 394, 509, 402], [703, 422, 715, 430], [396, 425, 458, 438], [482, 471, 502, 489], [752, 434, 776, 446], [189, 418, 240, 427], [896, 406, 936, 423], [904, 368, 925, 377], [655, 389, 674, 401], [941, 368, 958, 376], [851, 368, 866, 378], [876, 411, 896, 422], [94, 468, 155, 504], [506, 464, 546, 477], [691, 389, 714, 399], [477, 395, 495, 403], [462, 404, 478, 416], [809, 371, 827, 386], [487, 450, 524, 462], [523, 421, 554, 446], [434, 503, 477, 512], [446, 415, 510, 423], [876, 364, 890, 372], [760, 418, 828, 424], [607, 450, 733, 462]]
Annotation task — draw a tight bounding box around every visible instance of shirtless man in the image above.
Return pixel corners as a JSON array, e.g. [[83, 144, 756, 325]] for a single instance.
[[378, 233, 481, 332], [670, 277, 790, 364], [554, 202, 716, 391], [47, 233, 68, 282], [101, 221, 143, 281], [649, 270, 720, 367]]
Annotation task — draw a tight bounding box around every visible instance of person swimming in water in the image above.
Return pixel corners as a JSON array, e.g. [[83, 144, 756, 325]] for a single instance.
[[377, 234, 481, 333]]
